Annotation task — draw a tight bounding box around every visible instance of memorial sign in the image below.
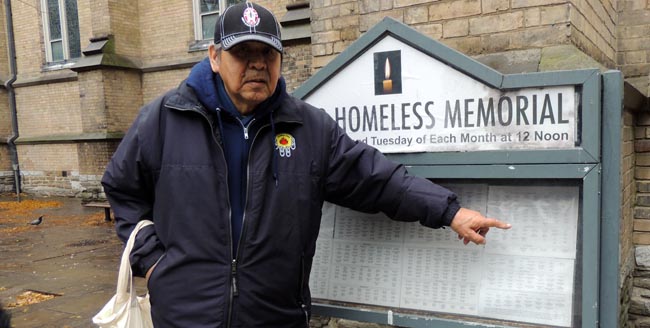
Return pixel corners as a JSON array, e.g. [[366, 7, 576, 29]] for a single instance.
[[304, 36, 577, 153], [294, 17, 618, 328]]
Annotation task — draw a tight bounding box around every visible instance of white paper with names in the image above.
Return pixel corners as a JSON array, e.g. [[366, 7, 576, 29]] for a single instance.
[[311, 184, 579, 327]]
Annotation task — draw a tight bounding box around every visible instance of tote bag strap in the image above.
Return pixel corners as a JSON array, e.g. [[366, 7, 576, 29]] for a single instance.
[[115, 220, 154, 300]]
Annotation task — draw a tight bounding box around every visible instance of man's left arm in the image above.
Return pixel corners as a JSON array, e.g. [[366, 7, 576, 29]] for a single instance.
[[322, 118, 511, 240]]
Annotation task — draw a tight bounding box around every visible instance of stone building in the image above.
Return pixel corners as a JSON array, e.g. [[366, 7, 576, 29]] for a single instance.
[[0, 0, 649, 327]]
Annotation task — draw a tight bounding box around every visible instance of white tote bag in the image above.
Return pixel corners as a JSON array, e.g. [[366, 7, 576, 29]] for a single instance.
[[93, 220, 154, 328]]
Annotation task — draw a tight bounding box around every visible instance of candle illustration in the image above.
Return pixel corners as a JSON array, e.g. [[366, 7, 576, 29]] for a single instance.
[[382, 58, 393, 93]]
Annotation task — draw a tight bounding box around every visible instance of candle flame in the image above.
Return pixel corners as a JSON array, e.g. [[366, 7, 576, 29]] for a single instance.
[[384, 58, 391, 80]]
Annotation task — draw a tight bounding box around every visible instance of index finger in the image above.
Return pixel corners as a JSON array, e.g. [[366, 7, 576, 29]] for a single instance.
[[480, 218, 512, 229]]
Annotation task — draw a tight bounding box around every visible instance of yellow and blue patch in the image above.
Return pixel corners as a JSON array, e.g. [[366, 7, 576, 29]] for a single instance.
[[275, 133, 296, 158]]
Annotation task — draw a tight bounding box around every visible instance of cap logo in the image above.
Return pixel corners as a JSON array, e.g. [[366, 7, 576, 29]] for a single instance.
[[242, 7, 260, 27], [275, 133, 296, 158]]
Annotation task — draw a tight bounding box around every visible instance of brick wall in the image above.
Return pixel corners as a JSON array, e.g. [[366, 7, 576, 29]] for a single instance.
[[18, 143, 80, 197], [0, 89, 10, 187], [138, 0, 196, 67], [109, 0, 142, 60], [15, 82, 83, 138], [282, 43, 313, 93], [0, 90, 9, 140], [630, 102, 650, 326], [0, 2, 7, 76], [0, 0, 8, 154], [77, 141, 119, 200], [103, 69, 143, 132], [257, 0, 289, 22], [0, 3, 11, 191], [310, 0, 622, 73], [10, 0, 45, 80], [142, 68, 191, 104], [74, 66, 142, 197], [77, 70, 108, 132], [76, 69, 143, 134], [622, 108, 636, 327], [13, 78, 86, 196], [618, 0, 650, 96], [0, 87, 11, 192], [85, 0, 110, 37], [311, 0, 357, 70], [77, 0, 93, 51], [19, 143, 79, 173], [0, 172, 14, 193], [0, 145, 11, 176], [624, 110, 636, 255], [635, 112, 650, 243], [570, 0, 616, 67]]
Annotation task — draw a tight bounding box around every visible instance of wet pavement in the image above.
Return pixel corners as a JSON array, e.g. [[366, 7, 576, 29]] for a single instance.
[[0, 194, 140, 328]]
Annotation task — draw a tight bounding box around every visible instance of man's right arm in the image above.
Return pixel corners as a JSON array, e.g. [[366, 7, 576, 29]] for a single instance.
[[101, 107, 164, 278]]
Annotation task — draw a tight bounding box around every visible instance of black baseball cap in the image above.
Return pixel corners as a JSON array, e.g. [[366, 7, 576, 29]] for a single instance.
[[214, 2, 283, 53]]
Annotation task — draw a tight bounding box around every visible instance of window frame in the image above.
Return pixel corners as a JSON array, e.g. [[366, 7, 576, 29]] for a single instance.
[[40, 0, 79, 63], [193, 0, 245, 42], [193, 0, 218, 42]]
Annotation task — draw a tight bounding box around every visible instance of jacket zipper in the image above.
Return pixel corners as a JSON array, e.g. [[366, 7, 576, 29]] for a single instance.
[[232, 117, 258, 256], [226, 117, 266, 327], [237, 117, 256, 140], [231, 259, 238, 296], [299, 253, 309, 327]]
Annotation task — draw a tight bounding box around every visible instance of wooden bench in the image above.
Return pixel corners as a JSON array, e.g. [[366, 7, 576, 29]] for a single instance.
[[84, 201, 112, 222]]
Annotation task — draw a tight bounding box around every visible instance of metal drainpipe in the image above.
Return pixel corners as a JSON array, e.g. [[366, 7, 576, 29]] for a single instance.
[[4, 0, 21, 201]]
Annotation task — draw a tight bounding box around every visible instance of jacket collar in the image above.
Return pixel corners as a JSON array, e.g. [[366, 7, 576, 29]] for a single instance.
[[165, 82, 209, 115], [272, 95, 303, 124]]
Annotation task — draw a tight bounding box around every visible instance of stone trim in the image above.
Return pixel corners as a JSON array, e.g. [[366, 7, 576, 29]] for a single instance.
[[70, 36, 140, 73], [188, 39, 212, 52], [15, 132, 125, 145], [13, 72, 78, 88], [141, 58, 200, 73], [12, 59, 201, 88], [71, 53, 140, 73], [42, 60, 79, 72], [280, 1, 311, 43], [626, 82, 650, 114]]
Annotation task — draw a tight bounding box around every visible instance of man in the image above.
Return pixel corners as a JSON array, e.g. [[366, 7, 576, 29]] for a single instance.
[[101, 2, 511, 327]]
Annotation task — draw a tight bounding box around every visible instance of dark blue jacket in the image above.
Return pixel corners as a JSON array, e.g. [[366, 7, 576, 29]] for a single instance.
[[101, 60, 460, 327]]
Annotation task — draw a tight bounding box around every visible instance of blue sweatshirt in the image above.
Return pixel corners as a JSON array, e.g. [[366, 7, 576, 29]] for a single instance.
[[186, 58, 284, 256]]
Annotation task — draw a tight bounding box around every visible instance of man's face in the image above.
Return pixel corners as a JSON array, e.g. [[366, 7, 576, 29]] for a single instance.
[[209, 41, 281, 115]]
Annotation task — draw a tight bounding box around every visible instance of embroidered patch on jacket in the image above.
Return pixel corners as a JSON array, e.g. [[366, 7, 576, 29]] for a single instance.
[[242, 7, 260, 27], [275, 133, 296, 158]]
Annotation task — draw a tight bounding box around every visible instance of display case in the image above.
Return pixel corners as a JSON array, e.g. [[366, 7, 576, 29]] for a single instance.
[[294, 18, 622, 328]]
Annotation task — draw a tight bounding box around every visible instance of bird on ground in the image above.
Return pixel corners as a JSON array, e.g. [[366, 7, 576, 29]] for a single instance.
[[29, 216, 43, 225]]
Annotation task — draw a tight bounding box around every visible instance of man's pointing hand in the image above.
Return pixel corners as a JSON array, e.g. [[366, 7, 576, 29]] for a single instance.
[[450, 208, 511, 245]]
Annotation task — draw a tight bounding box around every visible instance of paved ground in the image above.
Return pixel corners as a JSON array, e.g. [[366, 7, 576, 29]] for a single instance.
[[0, 194, 143, 328]]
